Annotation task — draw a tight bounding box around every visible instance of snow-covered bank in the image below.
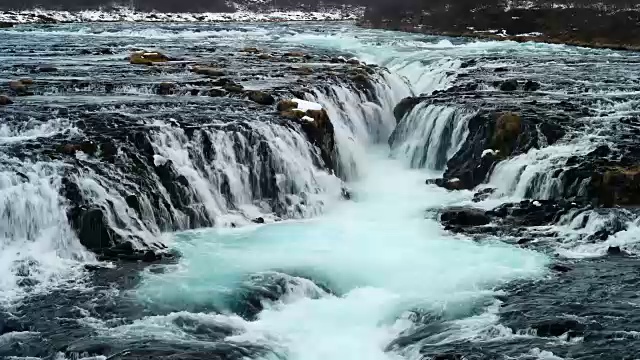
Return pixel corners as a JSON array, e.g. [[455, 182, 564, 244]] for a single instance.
[[0, 7, 362, 24]]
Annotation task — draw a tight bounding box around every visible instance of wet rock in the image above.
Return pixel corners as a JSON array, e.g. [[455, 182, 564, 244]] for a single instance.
[[247, 90, 275, 105], [499, 79, 518, 91], [524, 80, 541, 91], [36, 65, 58, 73], [207, 88, 227, 97], [590, 165, 640, 207], [432, 354, 464, 360], [393, 96, 422, 123], [295, 66, 314, 75], [531, 318, 585, 337], [0, 95, 13, 106], [191, 66, 225, 77], [284, 51, 305, 57], [551, 263, 572, 272], [277, 99, 298, 112], [252, 217, 265, 224], [223, 83, 244, 93], [440, 207, 491, 227], [70, 207, 118, 251], [472, 187, 496, 202], [9, 79, 32, 96], [241, 47, 260, 54], [129, 51, 169, 65], [607, 246, 626, 256], [155, 82, 177, 96], [0, 22, 14, 28], [491, 112, 522, 157], [257, 53, 272, 60]]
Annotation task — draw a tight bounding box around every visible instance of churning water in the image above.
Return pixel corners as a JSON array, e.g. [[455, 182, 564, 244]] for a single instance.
[[1, 21, 639, 360]]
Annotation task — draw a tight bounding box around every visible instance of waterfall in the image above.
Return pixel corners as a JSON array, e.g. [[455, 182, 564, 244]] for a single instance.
[[0, 156, 93, 303], [307, 72, 411, 180], [389, 103, 472, 170]]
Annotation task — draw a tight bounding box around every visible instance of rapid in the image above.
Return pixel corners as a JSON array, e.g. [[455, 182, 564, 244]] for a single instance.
[[1, 21, 639, 360]]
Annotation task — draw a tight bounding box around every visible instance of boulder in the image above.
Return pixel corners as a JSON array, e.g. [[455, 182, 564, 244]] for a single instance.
[[440, 207, 491, 227], [241, 47, 260, 54], [37, 65, 58, 73], [531, 318, 585, 337], [284, 51, 305, 57], [69, 207, 118, 251], [129, 51, 169, 65], [499, 79, 518, 91], [0, 95, 12, 106], [590, 165, 640, 207], [257, 53, 272, 60], [207, 88, 227, 97], [491, 112, 522, 157], [393, 97, 422, 123], [247, 91, 275, 105], [252, 217, 265, 224], [191, 66, 225, 77], [223, 83, 244, 93], [156, 82, 177, 96], [0, 22, 14, 28], [295, 66, 314, 75], [524, 80, 541, 91], [9, 80, 31, 96]]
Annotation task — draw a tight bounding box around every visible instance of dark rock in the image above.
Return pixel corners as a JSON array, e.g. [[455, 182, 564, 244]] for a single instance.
[[531, 318, 585, 337], [9, 80, 32, 96], [70, 207, 118, 251], [156, 82, 177, 96], [191, 66, 225, 77], [247, 91, 275, 105], [440, 207, 491, 227], [223, 83, 244, 93], [524, 80, 541, 91], [517, 237, 534, 245], [0, 22, 14, 28], [472, 188, 496, 202], [607, 246, 625, 256], [393, 97, 422, 123], [551, 263, 572, 272], [143, 250, 158, 262], [494, 67, 508, 72], [252, 217, 265, 224], [129, 51, 168, 65], [499, 79, 518, 91], [37, 65, 58, 73], [0, 95, 13, 106], [207, 88, 227, 97]]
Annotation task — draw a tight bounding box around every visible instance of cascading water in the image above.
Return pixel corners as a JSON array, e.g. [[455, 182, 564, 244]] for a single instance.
[[2, 20, 638, 360]]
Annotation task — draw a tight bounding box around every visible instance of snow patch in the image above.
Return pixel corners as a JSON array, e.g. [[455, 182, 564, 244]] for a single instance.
[[0, 8, 361, 24], [153, 155, 168, 167], [482, 149, 499, 157], [301, 116, 315, 123], [292, 99, 323, 112]]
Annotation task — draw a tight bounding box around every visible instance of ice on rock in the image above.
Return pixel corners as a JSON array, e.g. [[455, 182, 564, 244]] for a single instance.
[[292, 99, 323, 112]]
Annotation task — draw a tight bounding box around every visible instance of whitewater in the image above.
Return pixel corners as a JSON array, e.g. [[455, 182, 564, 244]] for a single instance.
[[2, 21, 639, 360]]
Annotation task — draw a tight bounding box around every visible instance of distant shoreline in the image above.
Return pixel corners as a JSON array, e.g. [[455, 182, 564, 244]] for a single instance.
[[358, 6, 640, 52], [0, 8, 361, 25], [357, 22, 640, 52]]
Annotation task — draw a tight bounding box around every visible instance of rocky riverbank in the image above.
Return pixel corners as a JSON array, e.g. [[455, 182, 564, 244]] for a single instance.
[[359, 5, 640, 51]]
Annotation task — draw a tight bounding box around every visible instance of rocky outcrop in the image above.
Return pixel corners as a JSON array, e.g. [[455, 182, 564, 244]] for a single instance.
[[129, 51, 169, 65], [277, 99, 336, 171]]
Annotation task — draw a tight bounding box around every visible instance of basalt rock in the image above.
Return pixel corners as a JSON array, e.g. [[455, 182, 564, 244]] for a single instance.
[[191, 66, 225, 77], [156, 82, 177, 96], [129, 51, 169, 65], [393, 96, 422, 123], [0, 95, 12, 105], [247, 90, 275, 105], [436, 109, 565, 190], [440, 207, 491, 227]]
